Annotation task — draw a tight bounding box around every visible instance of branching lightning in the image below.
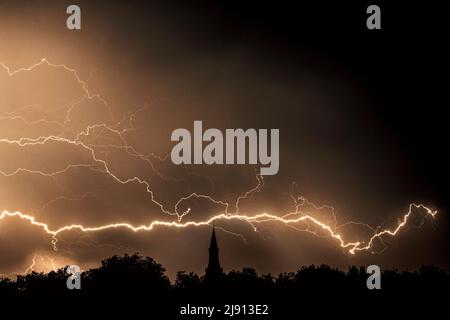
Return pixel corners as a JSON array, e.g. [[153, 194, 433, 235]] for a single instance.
[[0, 58, 439, 275], [0, 202, 437, 255]]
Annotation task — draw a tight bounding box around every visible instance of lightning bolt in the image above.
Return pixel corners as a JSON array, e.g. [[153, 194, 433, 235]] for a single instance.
[[0, 201, 437, 255], [0, 254, 57, 278]]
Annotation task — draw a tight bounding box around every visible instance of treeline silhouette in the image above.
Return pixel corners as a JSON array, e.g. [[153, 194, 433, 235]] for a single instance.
[[1, 253, 448, 301]]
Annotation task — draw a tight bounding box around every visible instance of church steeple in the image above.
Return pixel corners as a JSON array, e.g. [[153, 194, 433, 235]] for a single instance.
[[205, 226, 223, 277]]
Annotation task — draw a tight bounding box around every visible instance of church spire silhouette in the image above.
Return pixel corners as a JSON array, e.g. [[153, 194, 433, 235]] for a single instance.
[[205, 225, 223, 277]]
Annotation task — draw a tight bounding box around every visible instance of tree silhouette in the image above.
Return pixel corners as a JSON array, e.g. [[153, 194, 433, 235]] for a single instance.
[[83, 253, 171, 299], [1, 253, 449, 302]]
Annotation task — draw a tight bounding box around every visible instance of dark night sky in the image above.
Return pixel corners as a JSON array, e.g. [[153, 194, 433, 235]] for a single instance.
[[0, 0, 448, 278]]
